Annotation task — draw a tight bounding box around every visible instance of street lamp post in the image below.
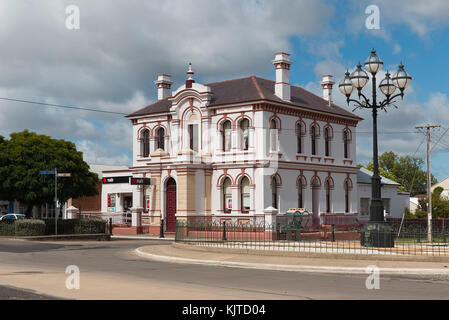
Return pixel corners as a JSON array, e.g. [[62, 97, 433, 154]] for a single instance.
[[339, 49, 412, 247]]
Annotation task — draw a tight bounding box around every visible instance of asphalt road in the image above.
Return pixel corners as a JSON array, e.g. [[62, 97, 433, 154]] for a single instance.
[[0, 238, 448, 300]]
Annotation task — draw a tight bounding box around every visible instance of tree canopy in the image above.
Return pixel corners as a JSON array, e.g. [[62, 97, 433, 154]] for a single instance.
[[0, 130, 98, 216], [360, 151, 437, 196]]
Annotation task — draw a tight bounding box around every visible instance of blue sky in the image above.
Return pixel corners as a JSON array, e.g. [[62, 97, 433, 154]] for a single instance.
[[0, 0, 448, 181]]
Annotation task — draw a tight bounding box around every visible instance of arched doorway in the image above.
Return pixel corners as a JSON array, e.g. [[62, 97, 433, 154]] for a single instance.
[[165, 178, 177, 232]]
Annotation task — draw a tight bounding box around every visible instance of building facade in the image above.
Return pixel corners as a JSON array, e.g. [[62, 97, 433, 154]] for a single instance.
[[357, 167, 410, 220], [116, 52, 363, 233]]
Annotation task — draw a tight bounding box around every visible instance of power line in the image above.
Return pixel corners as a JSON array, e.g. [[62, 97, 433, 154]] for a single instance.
[[431, 126, 449, 152], [0, 97, 128, 116]]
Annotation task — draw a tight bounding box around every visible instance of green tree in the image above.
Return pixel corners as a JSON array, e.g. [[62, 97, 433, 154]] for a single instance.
[[363, 151, 437, 196], [418, 187, 449, 219], [0, 130, 98, 217]]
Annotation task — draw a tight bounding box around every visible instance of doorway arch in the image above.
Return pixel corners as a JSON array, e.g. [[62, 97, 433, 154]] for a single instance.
[[165, 178, 177, 232]]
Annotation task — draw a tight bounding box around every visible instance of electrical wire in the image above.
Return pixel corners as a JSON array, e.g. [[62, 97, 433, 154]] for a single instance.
[[0, 97, 128, 116]]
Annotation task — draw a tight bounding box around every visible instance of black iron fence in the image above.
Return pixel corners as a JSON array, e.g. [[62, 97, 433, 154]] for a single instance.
[[175, 220, 449, 257]]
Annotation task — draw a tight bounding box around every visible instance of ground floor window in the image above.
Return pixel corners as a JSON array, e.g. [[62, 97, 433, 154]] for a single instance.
[[240, 177, 250, 213], [360, 198, 370, 216], [382, 198, 391, 216], [223, 178, 232, 213], [107, 194, 116, 212]]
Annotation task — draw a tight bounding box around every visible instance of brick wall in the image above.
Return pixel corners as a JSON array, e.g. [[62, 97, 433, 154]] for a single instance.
[[71, 181, 102, 212]]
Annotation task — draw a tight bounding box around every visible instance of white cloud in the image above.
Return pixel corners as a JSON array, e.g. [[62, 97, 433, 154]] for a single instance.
[[0, 0, 334, 165]]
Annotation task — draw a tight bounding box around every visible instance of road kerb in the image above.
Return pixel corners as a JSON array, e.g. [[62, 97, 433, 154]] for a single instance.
[[134, 247, 449, 275]]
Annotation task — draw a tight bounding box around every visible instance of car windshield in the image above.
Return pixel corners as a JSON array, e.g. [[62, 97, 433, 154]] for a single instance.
[[16, 214, 25, 219]]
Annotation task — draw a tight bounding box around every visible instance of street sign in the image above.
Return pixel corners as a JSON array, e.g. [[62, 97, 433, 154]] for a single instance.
[[39, 170, 55, 175], [57, 173, 71, 177], [102, 176, 131, 184], [130, 177, 151, 185]]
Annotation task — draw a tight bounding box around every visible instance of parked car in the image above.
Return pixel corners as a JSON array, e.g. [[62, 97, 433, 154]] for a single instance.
[[0, 213, 26, 221]]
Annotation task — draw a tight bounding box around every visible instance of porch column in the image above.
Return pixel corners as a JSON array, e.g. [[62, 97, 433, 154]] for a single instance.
[[149, 170, 162, 226], [176, 168, 196, 223], [131, 186, 143, 228]]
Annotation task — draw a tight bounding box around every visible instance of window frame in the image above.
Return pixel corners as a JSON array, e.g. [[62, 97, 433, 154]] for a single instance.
[[240, 176, 250, 213]]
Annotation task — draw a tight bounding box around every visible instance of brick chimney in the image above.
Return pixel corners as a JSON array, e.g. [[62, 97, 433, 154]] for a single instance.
[[272, 52, 292, 101], [321, 75, 335, 107], [155, 74, 172, 100]]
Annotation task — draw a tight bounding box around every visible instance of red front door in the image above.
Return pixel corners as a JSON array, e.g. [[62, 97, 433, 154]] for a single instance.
[[166, 179, 177, 232]]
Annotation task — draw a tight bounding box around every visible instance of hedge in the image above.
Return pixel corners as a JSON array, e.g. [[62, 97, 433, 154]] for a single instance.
[[0, 220, 15, 236], [43, 219, 106, 235], [15, 219, 46, 236], [0, 218, 106, 236]]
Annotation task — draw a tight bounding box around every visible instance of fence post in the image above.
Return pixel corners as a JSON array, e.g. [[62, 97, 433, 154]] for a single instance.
[[441, 224, 446, 243], [276, 223, 280, 241], [222, 221, 227, 241], [160, 219, 165, 238], [109, 218, 113, 236], [331, 224, 335, 242]]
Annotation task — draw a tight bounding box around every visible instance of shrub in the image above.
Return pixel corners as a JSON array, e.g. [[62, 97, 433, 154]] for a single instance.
[[0, 220, 15, 236], [74, 219, 106, 234], [14, 219, 46, 236]]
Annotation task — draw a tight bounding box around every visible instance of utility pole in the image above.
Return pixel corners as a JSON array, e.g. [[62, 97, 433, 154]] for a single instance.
[[415, 124, 440, 242]]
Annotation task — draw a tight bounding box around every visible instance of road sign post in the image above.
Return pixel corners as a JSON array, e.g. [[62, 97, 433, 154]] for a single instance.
[[39, 170, 71, 236]]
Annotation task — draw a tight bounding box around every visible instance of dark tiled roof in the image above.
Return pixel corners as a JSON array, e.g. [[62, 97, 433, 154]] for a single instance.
[[126, 76, 362, 120]]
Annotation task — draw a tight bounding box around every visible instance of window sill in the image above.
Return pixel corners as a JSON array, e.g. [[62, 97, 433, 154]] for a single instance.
[[216, 150, 254, 156], [296, 154, 308, 161]]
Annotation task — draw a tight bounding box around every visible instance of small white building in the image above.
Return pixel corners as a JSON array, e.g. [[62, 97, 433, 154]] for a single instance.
[[431, 176, 449, 199], [357, 167, 410, 220], [102, 52, 366, 234]]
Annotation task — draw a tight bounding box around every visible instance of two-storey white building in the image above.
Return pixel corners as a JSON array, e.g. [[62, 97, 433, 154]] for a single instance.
[[105, 52, 363, 234]]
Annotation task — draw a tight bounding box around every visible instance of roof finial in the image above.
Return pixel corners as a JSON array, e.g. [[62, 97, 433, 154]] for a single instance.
[[187, 62, 194, 80]]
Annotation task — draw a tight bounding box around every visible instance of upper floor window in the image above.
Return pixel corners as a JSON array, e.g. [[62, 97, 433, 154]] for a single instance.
[[155, 127, 165, 151], [141, 129, 150, 157], [188, 124, 198, 152], [222, 120, 232, 152], [343, 130, 350, 159], [270, 119, 278, 152], [240, 119, 249, 151], [324, 127, 331, 157], [296, 122, 302, 154], [311, 125, 318, 155]]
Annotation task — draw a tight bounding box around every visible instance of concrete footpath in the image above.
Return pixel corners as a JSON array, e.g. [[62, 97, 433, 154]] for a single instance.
[[135, 243, 449, 275]]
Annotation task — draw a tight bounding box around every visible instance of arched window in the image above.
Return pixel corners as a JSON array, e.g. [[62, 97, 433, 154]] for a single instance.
[[324, 127, 330, 157], [240, 177, 250, 213], [223, 178, 232, 213], [270, 119, 278, 152], [155, 127, 165, 151], [325, 179, 332, 213], [222, 120, 232, 151], [296, 122, 302, 154], [240, 119, 249, 151], [298, 179, 303, 208], [344, 130, 350, 159], [271, 176, 278, 209], [344, 180, 350, 213], [141, 129, 150, 157], [311, 125, 318, 155]]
